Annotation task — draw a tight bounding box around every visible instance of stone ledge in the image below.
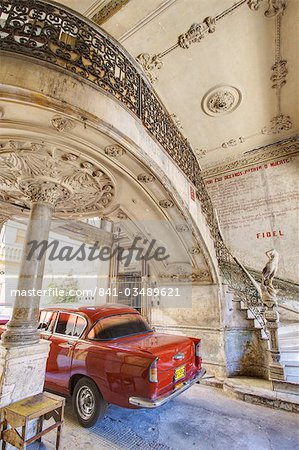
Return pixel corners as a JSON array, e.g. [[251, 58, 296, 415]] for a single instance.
[[199, 376, 299, 413], [223, 377, 299, 413]]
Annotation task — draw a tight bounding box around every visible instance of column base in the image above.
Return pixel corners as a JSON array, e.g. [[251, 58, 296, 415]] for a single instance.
[[0, 340, 50, 407]]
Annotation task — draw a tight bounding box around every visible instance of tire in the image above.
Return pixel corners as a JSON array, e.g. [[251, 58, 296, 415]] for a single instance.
[[72, 377, 108, 427]]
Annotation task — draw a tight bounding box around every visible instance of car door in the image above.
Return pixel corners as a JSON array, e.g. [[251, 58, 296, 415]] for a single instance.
[[46, 312, 87, 394]]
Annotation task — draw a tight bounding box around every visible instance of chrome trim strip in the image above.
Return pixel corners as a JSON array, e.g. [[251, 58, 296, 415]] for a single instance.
[[129, 368, 206, 408]]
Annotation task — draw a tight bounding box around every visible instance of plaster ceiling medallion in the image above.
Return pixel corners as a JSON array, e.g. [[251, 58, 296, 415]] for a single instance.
[[51, 115, 76, 132], [0, 142, 115, 217], [202, 86, 242, 117], [104, 144, 126, 157]]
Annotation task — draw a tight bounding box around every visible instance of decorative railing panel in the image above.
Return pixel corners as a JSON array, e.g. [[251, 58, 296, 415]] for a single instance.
[[0, 0, 265, 328]]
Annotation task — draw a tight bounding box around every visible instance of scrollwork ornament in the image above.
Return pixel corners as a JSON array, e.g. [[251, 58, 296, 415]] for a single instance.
[[264, 0, 287, 18], [247, 0, 264, 10], [262, 114, 292, 134], [136, 53, 163, 84], [178, 17, 216, 49], [270, 60, 288, 89]]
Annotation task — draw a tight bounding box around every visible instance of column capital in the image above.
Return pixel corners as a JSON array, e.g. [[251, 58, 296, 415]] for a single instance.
[[19, 179, 71, 208], [0, 212, 11, 224]]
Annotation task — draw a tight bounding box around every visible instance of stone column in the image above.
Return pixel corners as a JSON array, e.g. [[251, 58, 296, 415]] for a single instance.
[[0, 180, 69, 406]]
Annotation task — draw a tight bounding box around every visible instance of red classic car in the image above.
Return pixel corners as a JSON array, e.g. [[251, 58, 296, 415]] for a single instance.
[[3, 304, 206, 427]]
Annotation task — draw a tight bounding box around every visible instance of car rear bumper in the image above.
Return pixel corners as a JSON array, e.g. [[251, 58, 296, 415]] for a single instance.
[[129, 367, 206, 408]]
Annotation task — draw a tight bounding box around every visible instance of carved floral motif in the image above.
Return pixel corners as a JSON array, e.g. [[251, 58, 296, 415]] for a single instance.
[[208, 91, 234, 114], [176, 224, 190, 232], [51, 116, 75, 132], [117, 209, 128, 220], [136, 53, 163, 84], [262, 114, 292, 134], [191, 246, 201, 255], [0, 142, 115, 215], [159, 199, 174, 209], [19, 180, 71, 207], [270, 60, 288, 89], [104, 145, 126, 157], [159, 269, 211, 282], [178, 17, 216, 49], [202, 86, 242, 116], [222, 137, 245, 148], [264, 0, 287, 18], [137, 173, 155, 183]]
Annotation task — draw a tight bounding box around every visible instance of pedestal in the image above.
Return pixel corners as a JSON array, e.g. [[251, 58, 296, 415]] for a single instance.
[[0, 340, 50, 408]]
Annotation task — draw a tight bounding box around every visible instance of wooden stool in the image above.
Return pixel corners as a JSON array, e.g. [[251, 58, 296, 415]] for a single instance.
[[1, 392, 65, 449]]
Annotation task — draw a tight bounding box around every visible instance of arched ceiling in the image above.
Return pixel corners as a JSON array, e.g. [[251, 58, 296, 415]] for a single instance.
[[59, 0, 299, 170]]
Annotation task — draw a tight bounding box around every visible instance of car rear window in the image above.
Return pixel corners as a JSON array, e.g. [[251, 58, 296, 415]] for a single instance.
[[88, 313, 152, 340]]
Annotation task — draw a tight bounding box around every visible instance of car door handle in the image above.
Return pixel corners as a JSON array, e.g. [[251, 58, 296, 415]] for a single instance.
[[67, 340, 74, 347]]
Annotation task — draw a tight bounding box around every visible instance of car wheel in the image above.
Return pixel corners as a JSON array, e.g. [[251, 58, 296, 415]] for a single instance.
[[73, 377, 108, 427]]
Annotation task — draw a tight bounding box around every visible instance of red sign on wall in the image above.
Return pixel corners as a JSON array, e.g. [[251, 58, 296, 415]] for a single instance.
[[190, 186, 196, 202]]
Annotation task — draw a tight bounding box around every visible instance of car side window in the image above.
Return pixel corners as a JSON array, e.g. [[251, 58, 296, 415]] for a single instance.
[[54, 313, 86, 338], [55, 313, 76, 336], [38, 311, 57, 333], [73, 316, 86, 337]]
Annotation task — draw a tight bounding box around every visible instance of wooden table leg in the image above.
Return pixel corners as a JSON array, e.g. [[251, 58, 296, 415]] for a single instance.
[[22, 423, 27, 450], [55, 406, 64, 450], [1, 420, 7, 450], [36, 415, 43, 442]]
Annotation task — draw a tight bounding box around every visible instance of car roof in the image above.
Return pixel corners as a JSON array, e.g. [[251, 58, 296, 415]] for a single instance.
[[42, 303, 139, 321]]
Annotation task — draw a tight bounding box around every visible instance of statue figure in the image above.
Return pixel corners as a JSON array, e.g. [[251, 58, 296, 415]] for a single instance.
[[261, 249, 279, 307]]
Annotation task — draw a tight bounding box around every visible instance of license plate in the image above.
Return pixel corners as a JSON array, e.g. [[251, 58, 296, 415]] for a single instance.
[[174, 365, 186, 382]]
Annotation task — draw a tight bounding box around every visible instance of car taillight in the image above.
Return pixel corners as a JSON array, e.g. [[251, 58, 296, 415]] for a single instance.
[[195, 342, 202, 358], [195, 342, 202, 367], [149, 357, 159, 383]]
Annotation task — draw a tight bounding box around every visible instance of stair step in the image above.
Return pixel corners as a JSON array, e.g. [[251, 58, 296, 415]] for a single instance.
[[279, 344, 299, 351], [281, 352, 299, 362], [278, 324, 299, 336], [286, 375, 299, 383], [284, 365, 299, 376], [272, 380, 299, 396], [279, 335, 299, 346]]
